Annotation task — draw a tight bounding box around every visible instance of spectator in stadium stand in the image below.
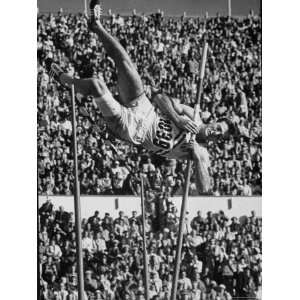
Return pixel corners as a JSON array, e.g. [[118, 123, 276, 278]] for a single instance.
[[38, 11, 261, 197], [39, 198, 54, 227], [87, 210, 100, 224], [190, 210, 204, 230], [39, 194, 262, 299]]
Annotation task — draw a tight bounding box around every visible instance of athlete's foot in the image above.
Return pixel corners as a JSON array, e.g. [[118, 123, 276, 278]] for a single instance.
[[45, 58, 64, 83], [88, 1, 103, 33], [89, 0, 103, 22]]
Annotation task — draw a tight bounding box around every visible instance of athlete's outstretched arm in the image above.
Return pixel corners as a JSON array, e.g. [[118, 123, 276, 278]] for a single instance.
[[170, 98, 201, 122], [184, 141, 211, 194], [152, 93, 199, 134]]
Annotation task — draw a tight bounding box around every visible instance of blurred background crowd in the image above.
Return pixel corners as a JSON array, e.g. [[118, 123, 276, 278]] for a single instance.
[[37, 11, 261, 196], [39, 196, 262, 300]]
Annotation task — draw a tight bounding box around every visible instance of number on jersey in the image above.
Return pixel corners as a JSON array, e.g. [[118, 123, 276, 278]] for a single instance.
[[153, 118, 173, 150]]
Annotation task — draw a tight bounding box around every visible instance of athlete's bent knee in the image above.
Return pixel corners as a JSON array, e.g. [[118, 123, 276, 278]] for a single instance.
[[94, 91, 121, 118]]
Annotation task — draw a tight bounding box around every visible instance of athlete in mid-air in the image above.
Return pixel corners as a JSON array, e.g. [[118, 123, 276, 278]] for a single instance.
[[45, 0, 238, 194]]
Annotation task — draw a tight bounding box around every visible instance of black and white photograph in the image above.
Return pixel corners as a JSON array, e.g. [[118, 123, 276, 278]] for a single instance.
[[37, 0, 262, 299]]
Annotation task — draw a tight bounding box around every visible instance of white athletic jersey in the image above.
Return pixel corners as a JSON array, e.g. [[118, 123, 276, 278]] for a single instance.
[[142, 111, 191, 160], [102, 93, 203, 160]]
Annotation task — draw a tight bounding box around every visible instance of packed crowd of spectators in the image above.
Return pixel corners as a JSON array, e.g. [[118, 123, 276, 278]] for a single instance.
[[37, 10, 261, 196], [39, 197, 262, 300]]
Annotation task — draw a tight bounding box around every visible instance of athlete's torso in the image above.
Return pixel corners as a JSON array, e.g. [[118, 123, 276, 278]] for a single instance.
[[142, 111, 191, 160], [104, 96, 198, 160]]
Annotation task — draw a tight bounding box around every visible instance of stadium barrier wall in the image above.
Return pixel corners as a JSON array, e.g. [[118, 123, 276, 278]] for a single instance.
[[38, 195, 261, 222]]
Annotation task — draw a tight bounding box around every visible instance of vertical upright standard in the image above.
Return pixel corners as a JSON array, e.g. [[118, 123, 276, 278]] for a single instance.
[[228, 0, 232, 17], [84, 0, 88, 16], [170, 42, 208, 300], [140, 174, 150, 300], [70, 84, 85, 300]]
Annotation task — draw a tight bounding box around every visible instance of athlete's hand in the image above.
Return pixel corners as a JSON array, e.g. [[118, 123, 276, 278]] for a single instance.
[[176, 116, 199, 134]]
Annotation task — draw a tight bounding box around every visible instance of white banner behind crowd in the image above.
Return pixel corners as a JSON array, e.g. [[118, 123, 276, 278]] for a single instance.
[[39, 195, 261, 222]]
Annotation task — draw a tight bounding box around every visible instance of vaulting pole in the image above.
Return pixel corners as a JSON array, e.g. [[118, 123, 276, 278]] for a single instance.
[[228, 0, 232, 18], [170, 42, 208, 300], [84, 0, 88, 16]]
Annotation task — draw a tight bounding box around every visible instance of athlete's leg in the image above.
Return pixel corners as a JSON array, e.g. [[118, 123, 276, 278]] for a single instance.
[[63, 74, 121, 117], [90, 20, 144, 106], [47, 61, 121, 118], [47, 60, 103, 98], [59, 73, 101, 97]]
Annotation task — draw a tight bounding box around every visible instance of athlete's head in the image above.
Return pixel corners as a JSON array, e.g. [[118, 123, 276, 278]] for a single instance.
[[196, 117, 239, 143]]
